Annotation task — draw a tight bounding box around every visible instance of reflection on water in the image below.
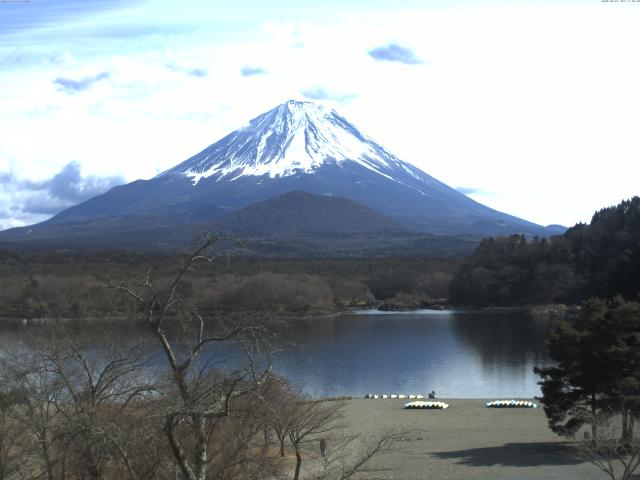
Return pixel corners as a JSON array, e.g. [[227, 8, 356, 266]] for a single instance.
[[273, 310, 553, 398], [0, 310, 553, 399]]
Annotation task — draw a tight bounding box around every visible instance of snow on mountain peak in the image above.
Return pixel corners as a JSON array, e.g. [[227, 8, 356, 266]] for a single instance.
[[159, 100, 416, 183]]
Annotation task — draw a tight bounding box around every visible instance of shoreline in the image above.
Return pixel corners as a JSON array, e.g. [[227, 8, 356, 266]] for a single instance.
[[0, 302, 574, 325]]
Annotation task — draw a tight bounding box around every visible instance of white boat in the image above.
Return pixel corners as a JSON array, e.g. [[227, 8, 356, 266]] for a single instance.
[[404, 401, 449, 409], [486, 399, 537, 408]]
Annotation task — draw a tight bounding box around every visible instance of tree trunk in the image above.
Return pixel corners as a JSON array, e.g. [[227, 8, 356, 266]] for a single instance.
[[61, 449, 67, 480], [164, 419, 196, 480], [591, 392, 598, 446], [621, 408, 635, 443], [85, 457, 102, 480], [280, 437, 286, 458], [193, 414, 208, 480], [40, 433, 54, 480], [293, 447, 302, 480]]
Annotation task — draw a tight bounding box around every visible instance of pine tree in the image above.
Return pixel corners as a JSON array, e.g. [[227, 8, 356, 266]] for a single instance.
[[535, 298, 640, 442], [600, 298, 640, 442]]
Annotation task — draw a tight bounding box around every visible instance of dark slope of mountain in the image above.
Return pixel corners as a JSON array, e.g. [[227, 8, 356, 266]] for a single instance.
[[211, 191, 402, 237], [0, 191, 480, 257], [0, 100, 562, 252], [205, 191, 464, 257], [205, 191, 479, 257]]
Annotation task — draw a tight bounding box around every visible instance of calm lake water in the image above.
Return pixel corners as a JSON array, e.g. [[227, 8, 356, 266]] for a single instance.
[[0, 309, 554, 399], [275, 309, 554, 399]]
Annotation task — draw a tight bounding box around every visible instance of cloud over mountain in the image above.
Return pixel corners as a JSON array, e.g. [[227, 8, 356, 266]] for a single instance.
[[368, 43, 422, 64], [240, 66, 267, 77], [167, 64, 207, 77], [457, 187, 483, 195], [301, 86, 357, 103], [0, 161, 124, 229], [53, 71, 110, 93]]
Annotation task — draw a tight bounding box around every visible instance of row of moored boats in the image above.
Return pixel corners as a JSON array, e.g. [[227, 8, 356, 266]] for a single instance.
[[363, 395, 538, 409]]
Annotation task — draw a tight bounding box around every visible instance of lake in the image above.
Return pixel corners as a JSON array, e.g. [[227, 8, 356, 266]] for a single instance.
[[0, 309, 554, 399], [274, 309, 554, 399]]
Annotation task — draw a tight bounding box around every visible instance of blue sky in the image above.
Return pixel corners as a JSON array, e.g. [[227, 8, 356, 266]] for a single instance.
[[1, 0, 639, 229]]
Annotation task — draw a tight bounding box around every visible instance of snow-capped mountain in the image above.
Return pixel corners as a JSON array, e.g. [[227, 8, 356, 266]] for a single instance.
[[0, 100, 563, 251], [160, 100, 427, 186]]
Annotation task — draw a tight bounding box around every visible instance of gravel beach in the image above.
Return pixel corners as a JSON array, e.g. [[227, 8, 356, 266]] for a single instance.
[[337, 399, 611, 480]]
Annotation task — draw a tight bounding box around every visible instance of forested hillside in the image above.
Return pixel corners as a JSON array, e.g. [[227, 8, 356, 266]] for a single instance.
[[0, 252, 458, 319], [450, 197, 640, 306]]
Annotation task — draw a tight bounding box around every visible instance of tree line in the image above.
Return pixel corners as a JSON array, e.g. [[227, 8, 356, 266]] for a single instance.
[[0, 252, 458, 319], [450, 197, 640, 306]]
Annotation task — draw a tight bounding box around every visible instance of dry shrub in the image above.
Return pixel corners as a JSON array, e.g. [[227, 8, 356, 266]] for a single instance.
[[329, 278, 374, 307], [211, 273, 335, 312]]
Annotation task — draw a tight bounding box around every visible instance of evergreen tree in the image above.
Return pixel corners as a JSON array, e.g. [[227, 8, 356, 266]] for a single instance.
[[535, 300, 611, 440], [600, 298, 640, 442], [535, 298, 640, 442]]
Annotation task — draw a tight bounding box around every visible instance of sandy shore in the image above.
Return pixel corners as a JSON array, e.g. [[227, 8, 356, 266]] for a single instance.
[[336, 399, 610, 480]]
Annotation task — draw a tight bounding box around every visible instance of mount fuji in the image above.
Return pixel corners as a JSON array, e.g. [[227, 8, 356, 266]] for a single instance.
[[0, 100, 563, 252]]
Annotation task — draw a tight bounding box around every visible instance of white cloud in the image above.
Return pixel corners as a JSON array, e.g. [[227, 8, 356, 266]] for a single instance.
[[1, 4, 639, 228], [0, 161, 123, 230]]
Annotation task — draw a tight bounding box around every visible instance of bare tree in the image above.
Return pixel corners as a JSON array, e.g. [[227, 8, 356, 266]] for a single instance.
[[287, 399, 345, 480], [0, 346, 64, 480], [0, 389, 27, 480], [579, 419, 640, 480], [259, 376, 297, 458], [1, 325, 158, 480], [113, 238, 275, 480], [203, 395, 281, 480], [49, 339, 154, 479], [311, 429, 408, 480], [258, 378, 408, 480]]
